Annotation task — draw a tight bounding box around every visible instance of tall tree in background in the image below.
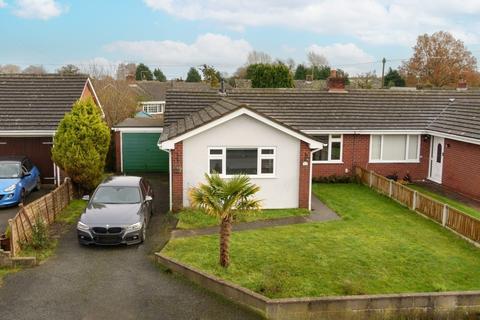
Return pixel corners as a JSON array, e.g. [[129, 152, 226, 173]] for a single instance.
[[186, 67, 202, 82], [135, 63, 153, 81], [0, 64, 21, 74], [93, 78, 139, 126], [200, 64, 221, 87], [311, 65, 331, 80], [52, 98, 110, 192], [116, 63, 136, 80], [153, 68, 167, 81], [401, 31, 477, 87], [294, 64, 308, 80], [57, 64, 80, 75], [246, 50, 272, 65], [384, 68, 405, 87], [23, 65, 46, 74], [307, 51, 329, 67], [246, 63, 294, 88]]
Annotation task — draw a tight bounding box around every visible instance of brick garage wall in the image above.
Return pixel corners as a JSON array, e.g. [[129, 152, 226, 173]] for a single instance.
[[298, 141, 310, 209], [114, 131, 121, 173], [442, 139, 480, 200], [313, 134, 430, 181], [171, 142, 183, 212]]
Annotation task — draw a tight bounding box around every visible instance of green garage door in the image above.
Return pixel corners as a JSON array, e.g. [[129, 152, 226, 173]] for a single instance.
[[122, 133, 169, 173]]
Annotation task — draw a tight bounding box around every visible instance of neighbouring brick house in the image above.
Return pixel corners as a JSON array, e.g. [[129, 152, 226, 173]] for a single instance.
[[0, 74, 102, 185], [159, 73, 480, 211]]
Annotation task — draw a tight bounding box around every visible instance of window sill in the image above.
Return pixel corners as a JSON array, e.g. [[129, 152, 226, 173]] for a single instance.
[[368, 160, 420, 164], [215, 174, 277, 179], [312, 161, 344, 164]]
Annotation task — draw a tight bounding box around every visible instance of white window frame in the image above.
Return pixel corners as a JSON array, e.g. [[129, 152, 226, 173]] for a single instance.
[[140, 101, 165, 114], [369, 134, 421, 163], [312, 134, 343, 163], [207, 147, 276, 178]]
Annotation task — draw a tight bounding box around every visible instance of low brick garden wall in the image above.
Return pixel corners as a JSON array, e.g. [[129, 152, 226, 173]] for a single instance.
[[156, 253, 480, 320]]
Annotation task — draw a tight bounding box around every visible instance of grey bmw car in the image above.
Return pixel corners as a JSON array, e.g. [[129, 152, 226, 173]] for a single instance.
[[77, 176, 153, 246]]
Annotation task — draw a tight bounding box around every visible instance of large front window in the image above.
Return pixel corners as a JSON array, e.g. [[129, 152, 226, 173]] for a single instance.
[[208, 147, 275, 177], [312, 134, 342, 162], [370, 134, 420, 162]]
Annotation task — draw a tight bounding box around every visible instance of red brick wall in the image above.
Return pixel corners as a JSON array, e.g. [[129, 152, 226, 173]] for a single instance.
[[442, 139, 480, 200], [114, 131, 121, 173], [298, 141, 310, 209], [171, 142, 183, 212], [312, 134, 430, 181]]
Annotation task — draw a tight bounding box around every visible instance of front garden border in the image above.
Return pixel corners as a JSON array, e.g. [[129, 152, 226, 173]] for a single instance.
[[155, 253, 480, 320]]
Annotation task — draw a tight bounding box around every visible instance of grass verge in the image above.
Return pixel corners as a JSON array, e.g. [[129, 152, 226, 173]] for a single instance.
[[175, 208, 310, 229], [408, 184, 480, 220], [19, 199, 87, 262], [162, 183, 480, 298]]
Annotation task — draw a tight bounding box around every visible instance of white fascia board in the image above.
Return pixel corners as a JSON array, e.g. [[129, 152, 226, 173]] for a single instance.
[[160, 108, 324, 150], [0, 130, 55, 137], [303, 129, 425, 135], [85, 78, 106, 118], [303, 129, 480, 146], [112, 127, 163, 133], [425, 130, 480, 146], [140, 101, 166, 104]]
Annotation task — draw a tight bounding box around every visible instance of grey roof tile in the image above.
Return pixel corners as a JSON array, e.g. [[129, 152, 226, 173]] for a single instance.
[[163, 88, 480, 141], [0, 74, 89, 131]]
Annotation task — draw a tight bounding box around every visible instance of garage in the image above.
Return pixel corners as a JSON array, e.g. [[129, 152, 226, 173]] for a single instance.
[[113, 118, 168, 174], [0, 137, 55, 184], [0, 73, 102, 186]]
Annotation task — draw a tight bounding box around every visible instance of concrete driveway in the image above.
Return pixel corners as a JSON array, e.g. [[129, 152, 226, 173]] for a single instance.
[[0, 174, 261, 320], [0, 187, 52, 233]]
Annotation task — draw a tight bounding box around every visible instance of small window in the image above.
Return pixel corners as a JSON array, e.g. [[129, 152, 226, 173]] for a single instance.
[[141, 102, 165, 114], [312, 135, 342, 162]]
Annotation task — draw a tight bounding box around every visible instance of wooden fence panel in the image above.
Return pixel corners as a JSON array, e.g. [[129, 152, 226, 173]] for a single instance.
[[7, 178, 73, 256], [447, 208, 480, 242], [355, 167, 479, 244], [415, 193, 443, 223]]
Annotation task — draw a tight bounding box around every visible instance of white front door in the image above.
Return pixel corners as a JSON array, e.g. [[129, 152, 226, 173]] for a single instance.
[[429, 136, 444, 183]]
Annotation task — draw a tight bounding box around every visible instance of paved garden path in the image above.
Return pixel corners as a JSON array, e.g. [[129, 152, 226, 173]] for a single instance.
[[171, 194, 340, 239], [0, 174, 261, 320]]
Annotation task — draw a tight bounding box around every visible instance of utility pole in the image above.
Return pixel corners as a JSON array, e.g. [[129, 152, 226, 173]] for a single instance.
[[381, 57, 386, 89]]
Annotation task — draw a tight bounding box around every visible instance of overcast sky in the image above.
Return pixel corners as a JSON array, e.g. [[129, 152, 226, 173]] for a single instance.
[[1, 0, 479, 78]]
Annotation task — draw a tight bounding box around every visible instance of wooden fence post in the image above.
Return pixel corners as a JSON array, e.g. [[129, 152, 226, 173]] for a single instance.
[[8, 219, 15, 256], [369, 171, 373, 187], [412, 191, 417, 211], [442, 204, 449, 226], [389, 180, 393, 197]]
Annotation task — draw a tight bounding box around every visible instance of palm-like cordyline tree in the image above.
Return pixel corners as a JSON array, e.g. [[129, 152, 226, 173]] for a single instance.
[[189, 173, 261, 267]]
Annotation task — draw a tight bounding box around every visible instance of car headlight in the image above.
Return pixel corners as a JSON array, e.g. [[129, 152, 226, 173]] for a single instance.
[[77, 221, 90, 231], [4, 184, 16, 193], [126, 222, 142, 232]]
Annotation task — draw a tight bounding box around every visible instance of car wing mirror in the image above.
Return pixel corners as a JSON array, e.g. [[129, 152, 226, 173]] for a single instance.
[[145, 195, 153, 202], [82, 195, 90, 201]]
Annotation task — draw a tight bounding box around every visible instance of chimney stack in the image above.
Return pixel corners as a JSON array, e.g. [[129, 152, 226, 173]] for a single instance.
[[327, 69, 347, 93]]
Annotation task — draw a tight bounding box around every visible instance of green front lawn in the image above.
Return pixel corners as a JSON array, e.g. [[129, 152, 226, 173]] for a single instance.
[[408, 184, 480, 220], [175, 208, 310, 230], [163, 183, 480, 298]]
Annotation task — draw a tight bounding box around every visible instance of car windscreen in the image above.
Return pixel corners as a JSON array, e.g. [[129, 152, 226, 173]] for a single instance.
[[0, 162, 21, 178], [91, 186, 141, 204]]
